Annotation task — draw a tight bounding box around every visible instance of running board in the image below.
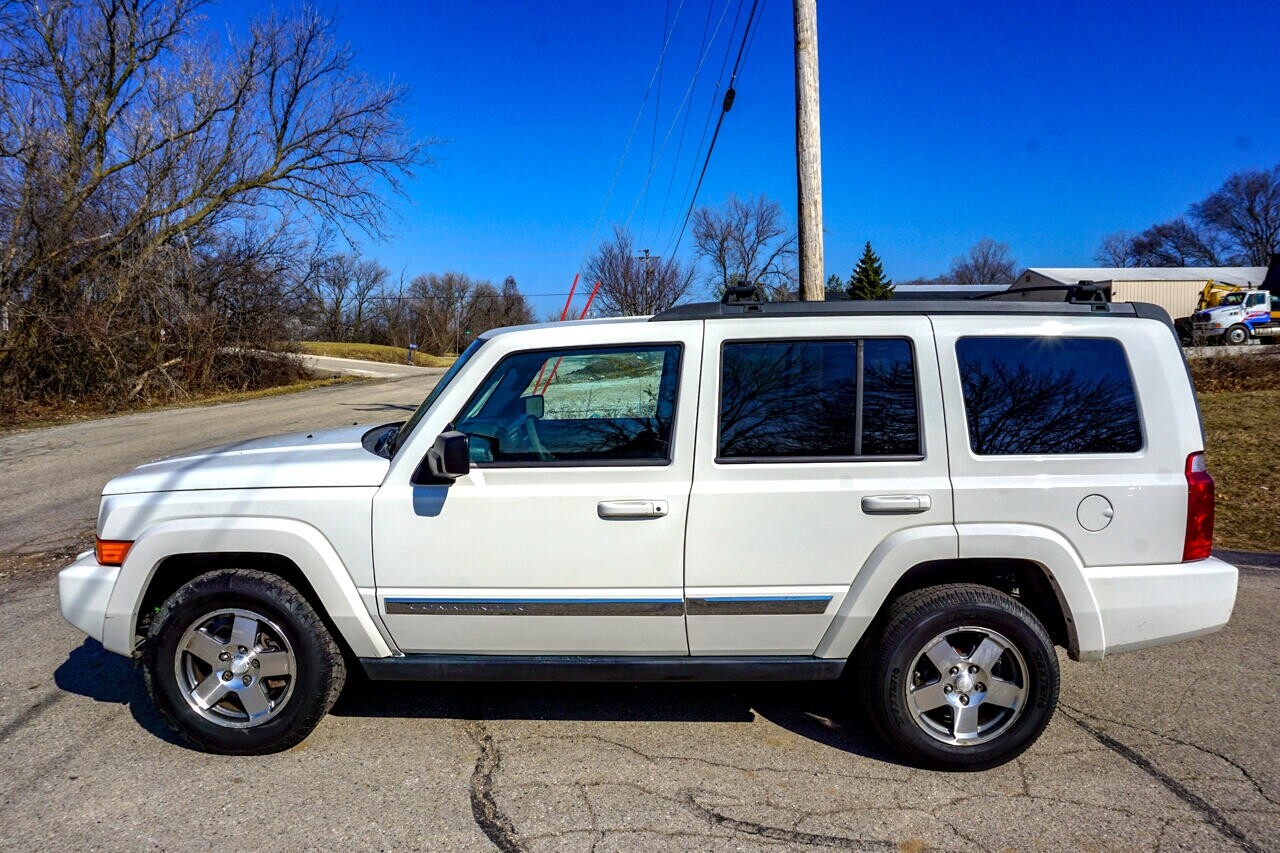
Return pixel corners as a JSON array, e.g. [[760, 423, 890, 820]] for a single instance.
[[359, 654, 847, 683]]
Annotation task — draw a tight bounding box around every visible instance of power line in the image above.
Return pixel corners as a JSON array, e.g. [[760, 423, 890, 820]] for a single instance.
[[665, 0, 764, 260], [642, 0, 671, 236], [657, 0, 730, 244], [626, 0, 737, 244], [583, 0, 688, 270]]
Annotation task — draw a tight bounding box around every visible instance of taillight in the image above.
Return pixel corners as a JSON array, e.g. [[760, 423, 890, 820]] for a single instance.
[[95, 538, 133, 567], [1182, 452, 1214, 562]]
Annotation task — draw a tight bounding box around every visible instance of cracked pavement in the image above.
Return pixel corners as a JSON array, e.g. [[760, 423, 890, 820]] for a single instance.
[[1, 378, 1276, 850]]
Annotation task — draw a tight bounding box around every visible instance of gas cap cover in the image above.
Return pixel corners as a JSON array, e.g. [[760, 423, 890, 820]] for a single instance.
[[1077, 494, 1115, 532]]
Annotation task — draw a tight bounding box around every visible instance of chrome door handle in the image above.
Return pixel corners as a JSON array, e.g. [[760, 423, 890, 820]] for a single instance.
[[861, 494, 932, 515], [597, 500, 669, 519]]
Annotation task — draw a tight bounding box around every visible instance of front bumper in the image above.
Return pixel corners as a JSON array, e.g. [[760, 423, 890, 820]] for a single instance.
[[58, 550, 119, 645], [1083, 556, 1237, 657]]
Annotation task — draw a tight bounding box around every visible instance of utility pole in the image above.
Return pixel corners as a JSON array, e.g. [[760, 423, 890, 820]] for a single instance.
[[794, 0, 825, 301], [637, 248, 657, 285]]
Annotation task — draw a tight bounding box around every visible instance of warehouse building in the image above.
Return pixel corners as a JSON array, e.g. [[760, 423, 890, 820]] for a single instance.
[[1005, 266, 1269, 319]]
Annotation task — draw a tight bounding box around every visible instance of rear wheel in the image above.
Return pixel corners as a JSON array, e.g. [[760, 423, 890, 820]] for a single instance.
[[142, 569, 345, 754], [861, 584, 1058, 770]]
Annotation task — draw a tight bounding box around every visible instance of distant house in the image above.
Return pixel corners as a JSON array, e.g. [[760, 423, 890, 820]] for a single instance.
[[1005, 266, 1270, 318]]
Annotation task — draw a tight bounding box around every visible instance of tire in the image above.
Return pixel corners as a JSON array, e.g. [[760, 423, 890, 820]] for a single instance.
[[860, 584, 1058, 771], [142, 569, 346, 755], [1225, 325, 1249, 345]]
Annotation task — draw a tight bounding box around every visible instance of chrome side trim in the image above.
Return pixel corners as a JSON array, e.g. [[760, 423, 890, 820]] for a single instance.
[[684, 595, 832, 616], [383, 598, 684, 617]]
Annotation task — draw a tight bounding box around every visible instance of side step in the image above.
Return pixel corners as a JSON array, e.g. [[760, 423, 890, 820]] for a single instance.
[[359, 654, 847, 683]]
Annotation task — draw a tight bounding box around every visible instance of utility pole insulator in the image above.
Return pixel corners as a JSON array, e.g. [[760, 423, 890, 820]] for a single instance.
[[794, 0, 825, 301]]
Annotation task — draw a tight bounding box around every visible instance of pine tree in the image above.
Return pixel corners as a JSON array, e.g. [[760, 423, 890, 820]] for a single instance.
[[846, 241, 895, 300]]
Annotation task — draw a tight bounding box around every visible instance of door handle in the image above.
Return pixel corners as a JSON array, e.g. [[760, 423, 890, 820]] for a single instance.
[[597, 500, 669, 519], [861, 494, 932, 515]]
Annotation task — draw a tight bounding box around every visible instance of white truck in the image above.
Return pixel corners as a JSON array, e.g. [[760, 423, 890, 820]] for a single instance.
[[59, 295, 1237, 769], [1191, 288, 1280, 344]]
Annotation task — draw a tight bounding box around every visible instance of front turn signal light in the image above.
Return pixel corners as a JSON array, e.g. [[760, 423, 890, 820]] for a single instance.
[[95, 538, 133, 566]]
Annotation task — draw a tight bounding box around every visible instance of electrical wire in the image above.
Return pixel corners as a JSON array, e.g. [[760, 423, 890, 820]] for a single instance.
[[582, 0, 688, 271], [656, 0, 728, 245], [622, 0, 737, 241], [664, 0, 764, 260]]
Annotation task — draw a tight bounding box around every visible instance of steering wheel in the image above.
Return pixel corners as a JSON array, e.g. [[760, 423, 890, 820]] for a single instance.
[[523, 415, 553, 461]]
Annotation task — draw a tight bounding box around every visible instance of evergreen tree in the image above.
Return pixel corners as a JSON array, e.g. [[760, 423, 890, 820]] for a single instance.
[[846, 242, 895, 300]]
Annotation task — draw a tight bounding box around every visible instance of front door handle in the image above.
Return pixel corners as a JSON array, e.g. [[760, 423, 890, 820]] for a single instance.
[[597, 499, 669, 519], [861, 494, 932, 515]]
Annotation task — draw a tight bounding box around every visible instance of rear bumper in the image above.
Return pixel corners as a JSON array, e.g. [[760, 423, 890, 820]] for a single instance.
[[58, 550, 119, 646], [1082, 556, 1237, 658]]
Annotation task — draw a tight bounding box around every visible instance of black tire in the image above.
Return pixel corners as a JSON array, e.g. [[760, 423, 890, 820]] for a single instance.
[[860, 584, 1058, 771], [142, 569, 346, 755], [1225, 324, 1249, 345]]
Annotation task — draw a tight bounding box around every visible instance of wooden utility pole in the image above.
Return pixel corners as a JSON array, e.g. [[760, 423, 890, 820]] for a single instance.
[[794, 0, 824, 300]]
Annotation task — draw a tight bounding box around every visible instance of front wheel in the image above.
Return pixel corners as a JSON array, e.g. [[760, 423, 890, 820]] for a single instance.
[[1225, 324, 1250, 345], [860, 584, 1059, 770], [142, 569, 346, 754]]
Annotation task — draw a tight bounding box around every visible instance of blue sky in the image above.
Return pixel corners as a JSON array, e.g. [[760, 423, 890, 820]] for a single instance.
[[209, 1, 1280, 316]]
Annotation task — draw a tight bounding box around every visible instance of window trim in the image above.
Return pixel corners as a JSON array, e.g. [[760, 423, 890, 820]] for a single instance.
[[955, 334, 1147, 457], [713, 335, 925, 465], [446, 341, 686, 469]]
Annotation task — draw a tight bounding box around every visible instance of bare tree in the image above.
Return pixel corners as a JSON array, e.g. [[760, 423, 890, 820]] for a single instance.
[[300, 253, 388, 341], [949, 238, 1019, 284], [1094, 231, 1139, 267], [692, 194, 797, 299], [0, 0, 426, 405], [1191, 165, 1280, 266], [1094, 164, 1279, 269], [1130, 219, 1225, 267], [584, 227, 696, 316]]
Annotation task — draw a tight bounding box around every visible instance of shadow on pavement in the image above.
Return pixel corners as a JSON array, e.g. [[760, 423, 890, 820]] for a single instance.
[[330, 678, 903, 765], [53, 638, 185, 747]]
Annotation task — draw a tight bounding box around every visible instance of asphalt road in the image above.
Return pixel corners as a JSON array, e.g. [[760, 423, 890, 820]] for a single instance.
[[300, 353, 438, 378], [0, 376, 1276, 851]]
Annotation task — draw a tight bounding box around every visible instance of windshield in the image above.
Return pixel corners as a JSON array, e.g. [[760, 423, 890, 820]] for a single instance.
[[1219, 293, 1244, 306], [391, 338, 485, 456]]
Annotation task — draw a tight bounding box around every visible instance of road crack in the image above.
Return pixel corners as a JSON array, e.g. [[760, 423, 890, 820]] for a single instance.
[[1059, 706, 1265, 852], [463, 720, 526, 853]]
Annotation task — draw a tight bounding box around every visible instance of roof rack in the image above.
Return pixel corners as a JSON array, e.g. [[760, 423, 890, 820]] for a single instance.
[[650, 298, 1140, 322]]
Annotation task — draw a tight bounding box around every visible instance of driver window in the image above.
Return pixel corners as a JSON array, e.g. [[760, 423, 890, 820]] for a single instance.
[[454, 344, 681, 465]]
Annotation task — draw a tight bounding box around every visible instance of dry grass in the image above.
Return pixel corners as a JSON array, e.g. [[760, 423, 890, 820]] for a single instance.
[[1189, 348, 1280, 393], [0, 376, 358, 434], [299, 341, 456, 368], [1200, 389, 1280, 552]]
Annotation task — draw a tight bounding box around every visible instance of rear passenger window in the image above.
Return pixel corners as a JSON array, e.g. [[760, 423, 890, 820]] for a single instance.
[[956, 337, 1142, 455], [718, 338, 920, 460]]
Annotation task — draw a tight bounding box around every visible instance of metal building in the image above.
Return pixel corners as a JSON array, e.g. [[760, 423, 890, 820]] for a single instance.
[[1006, 267, 1269, 318]]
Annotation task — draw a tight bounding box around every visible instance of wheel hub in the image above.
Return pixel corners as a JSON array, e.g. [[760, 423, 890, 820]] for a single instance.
[[174, 607, 296, 730], [905, 626, 1029, 746]]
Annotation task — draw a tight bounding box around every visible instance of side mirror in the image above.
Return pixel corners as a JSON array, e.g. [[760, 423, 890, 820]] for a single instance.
[[411, 431, 470, 484]]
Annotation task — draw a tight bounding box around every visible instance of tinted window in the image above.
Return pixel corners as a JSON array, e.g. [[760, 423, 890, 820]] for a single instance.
[[718, 338, 919, 459], [956, 336, 1142, 455], [455, 345, 680, 464]]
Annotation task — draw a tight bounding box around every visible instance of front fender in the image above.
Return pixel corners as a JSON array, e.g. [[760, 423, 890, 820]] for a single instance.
[[102, 517, 395, 659]]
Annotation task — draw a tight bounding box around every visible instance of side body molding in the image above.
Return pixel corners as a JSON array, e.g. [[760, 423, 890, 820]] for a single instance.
[[813, 523, 1105, 662], [101, 517, 395, 659]]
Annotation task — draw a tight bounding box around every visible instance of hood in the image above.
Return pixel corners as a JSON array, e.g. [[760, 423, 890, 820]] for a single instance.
[[103, 425, 389, 495]]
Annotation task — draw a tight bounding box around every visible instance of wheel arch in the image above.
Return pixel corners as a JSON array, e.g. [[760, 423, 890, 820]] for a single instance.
[[816, 523, 1104, 662], [102, 517, 396, 659]]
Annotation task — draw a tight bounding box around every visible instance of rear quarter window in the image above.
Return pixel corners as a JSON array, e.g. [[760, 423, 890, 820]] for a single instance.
[[956, 336, 1143, 455]]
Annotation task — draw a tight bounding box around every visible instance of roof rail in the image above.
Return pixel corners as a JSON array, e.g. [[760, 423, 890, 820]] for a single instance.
[[650, 298, 1138, 322]]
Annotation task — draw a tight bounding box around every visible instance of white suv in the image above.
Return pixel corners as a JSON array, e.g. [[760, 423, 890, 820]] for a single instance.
[[58, 296, 1238, 768]]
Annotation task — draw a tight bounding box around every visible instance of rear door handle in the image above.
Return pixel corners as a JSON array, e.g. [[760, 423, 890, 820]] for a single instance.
[[597, 500, 669, 519], [861, 494, 932, 515]]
